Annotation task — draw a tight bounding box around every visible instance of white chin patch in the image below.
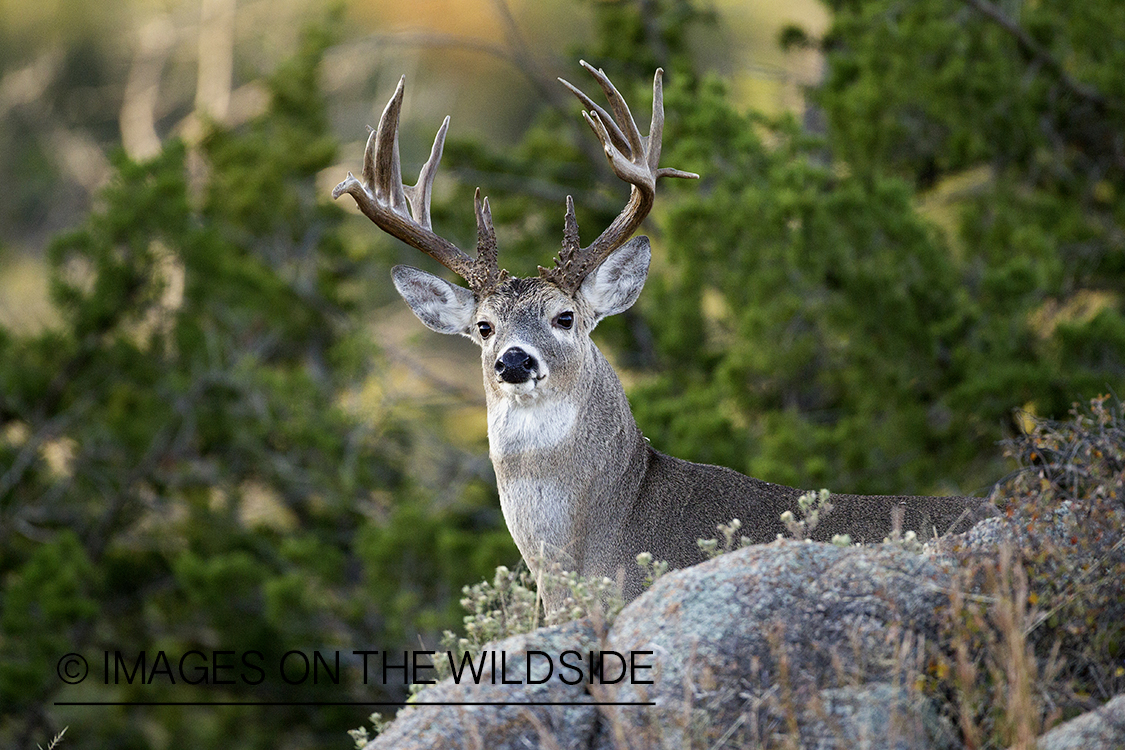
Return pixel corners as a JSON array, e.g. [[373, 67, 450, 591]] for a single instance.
[[498, 376, 545, 399]]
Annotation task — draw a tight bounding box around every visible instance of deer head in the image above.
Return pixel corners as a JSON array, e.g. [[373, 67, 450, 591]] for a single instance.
[[332, 61, 696, 420]]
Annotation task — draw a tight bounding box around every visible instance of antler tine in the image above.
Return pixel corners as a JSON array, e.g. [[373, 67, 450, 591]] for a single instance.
[[538, 196, 581, 282], [557, 76, 630, 157], [543, 62, 699, 293], [473, 188, 508, 289], [333, 77, 501, 291], [647, 68, 665, 174], [579, 60, 646, 163], [402, 112, 449, 232]]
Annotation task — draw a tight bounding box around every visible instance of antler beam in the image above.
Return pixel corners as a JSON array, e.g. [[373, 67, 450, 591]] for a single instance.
[[332, 76, 504, 294], [540, 60, 699, 293]]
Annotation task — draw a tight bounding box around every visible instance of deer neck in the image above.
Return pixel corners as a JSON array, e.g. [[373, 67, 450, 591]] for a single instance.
[[484, 348, 647, 573]]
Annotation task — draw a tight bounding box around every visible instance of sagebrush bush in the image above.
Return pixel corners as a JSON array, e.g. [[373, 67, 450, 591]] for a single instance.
[[1001, 397, 1125, 706], [937, 397, 1125, 746]]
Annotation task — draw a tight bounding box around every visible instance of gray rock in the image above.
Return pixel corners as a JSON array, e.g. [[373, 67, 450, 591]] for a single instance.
[[924, 514, 1018, 557], [594, 540, 955, 749], [364, 619, 600, 750], [801, 684, 956, 750], [1034, 694, 1125, 750]]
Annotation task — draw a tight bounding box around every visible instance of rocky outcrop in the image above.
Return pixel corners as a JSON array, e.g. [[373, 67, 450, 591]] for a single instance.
[[364, 541, 961, 750], [361, 531, 1121, 750], [1033, 694, 1125, 750], [364, 618, 600, 750], [592, 541, 956, 749]]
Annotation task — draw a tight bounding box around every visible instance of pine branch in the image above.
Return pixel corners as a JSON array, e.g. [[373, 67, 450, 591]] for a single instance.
[[960, 0, 1119, 115]]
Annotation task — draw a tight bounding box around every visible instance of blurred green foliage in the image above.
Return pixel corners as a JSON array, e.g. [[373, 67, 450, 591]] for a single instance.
[[640, 102, 973, 492], [434, 0, 1124, 496], [0, 18, 515, 750], [608, 0, 1124, 495]]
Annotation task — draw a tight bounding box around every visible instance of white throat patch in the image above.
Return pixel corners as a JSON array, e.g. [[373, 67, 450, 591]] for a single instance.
[[487, 397, 578, 456]]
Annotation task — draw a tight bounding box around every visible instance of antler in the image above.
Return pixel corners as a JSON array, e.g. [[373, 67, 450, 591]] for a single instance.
[[540, 61, 698, 293], [332, 76, 506, 294]]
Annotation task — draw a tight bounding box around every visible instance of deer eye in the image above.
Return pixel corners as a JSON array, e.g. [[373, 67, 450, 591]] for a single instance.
[[477, 321, 494, 339], [553, 311, 574, 330]]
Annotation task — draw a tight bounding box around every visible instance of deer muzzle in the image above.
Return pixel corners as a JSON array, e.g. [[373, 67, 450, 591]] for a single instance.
[[495, 347, 540, 385]]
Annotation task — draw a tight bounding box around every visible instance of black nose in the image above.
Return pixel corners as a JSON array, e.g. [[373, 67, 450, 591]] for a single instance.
[[494, 347, 538, 384]]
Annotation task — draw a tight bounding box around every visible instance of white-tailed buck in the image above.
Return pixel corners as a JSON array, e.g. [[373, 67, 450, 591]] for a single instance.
[[333, 61, 987, 605]]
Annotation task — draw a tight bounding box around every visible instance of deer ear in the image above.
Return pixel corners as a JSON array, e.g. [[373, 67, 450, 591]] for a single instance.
[[578, 236, 651, 322], [392, 265, 477, 336]]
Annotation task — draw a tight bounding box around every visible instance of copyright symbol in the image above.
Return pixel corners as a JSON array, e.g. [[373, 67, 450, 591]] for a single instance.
[[57, 653, 88, 684]]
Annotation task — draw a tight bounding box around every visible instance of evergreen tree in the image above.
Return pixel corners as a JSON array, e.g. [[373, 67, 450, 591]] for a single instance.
[[0, 20, 515, 750], [467, 0, 1125, 495]]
